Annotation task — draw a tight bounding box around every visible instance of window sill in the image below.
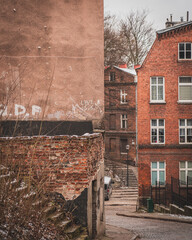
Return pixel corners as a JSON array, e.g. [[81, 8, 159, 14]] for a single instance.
[[120, 102, 128, 105], [121, 153, 127, 155], [149, 101, 166, 105], [179, 143, 192, 145], [178, 59, 192, 62], [151, 143, 165, 145], [177, 101, 192, 104]]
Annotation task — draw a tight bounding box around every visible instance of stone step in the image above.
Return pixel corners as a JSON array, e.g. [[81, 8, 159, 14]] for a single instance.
[[65, 224, 82, 239], [43, 205, 57, 217], [111, 195, 138, 198], [57, 220, 72, 231], [112, 192, 138, 196], [48, 211, 65, 223]]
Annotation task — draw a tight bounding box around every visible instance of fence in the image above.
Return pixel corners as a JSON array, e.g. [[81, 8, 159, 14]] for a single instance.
[[147, 176, 192, 208]]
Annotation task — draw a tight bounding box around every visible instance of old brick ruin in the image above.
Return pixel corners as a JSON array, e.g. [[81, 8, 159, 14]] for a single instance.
[[0, 133, 105, 237]]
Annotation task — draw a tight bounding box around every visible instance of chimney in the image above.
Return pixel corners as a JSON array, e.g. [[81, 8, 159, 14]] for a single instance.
[[170, 14, 172, 22], [187, 11, 189, 21], [181, 16, 183, 22]]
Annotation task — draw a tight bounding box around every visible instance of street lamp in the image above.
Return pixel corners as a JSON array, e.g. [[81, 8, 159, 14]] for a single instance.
[[126, 144, 130, 187]]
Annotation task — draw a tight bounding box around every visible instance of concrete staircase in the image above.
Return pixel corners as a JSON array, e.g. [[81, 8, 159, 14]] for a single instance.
[[105, 160, 138, 188], [0, 165, 89, 240], [105, 187, 138, 207]]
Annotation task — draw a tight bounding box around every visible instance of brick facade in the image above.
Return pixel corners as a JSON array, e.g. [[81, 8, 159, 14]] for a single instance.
[[104, 66, 137, 164], [136, 22, 192, 205], [0, 133, 105, 237]]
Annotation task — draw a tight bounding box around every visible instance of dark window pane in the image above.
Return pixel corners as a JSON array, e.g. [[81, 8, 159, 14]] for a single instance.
[[180, 119, 185, 126], [180, 136, 185, 142], [152, 136, 157, 143], [159, 129, 164, 136], [187, 136, 192, 142], [186, 51, 191, 59], [186, 43, 191, 50], [159, 136, 164, 143], [159, 119, 164, 126], [179, 52, 184, 59], [110, 72, 115, 81], [179, 43, 184, 51]]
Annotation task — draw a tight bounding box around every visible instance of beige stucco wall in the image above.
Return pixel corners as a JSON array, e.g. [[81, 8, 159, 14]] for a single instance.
[[0, 0, 104, 121]]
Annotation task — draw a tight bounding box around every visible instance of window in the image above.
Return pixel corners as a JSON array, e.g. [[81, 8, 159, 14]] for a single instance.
[[120, 76, 124, 81], [151, 119, 165, 144], [110, 72, 115, 81], [109, 114, 116, 130], [121, 114, 127, 129], [150, 77, 165, 102], [179, 119, 192, 143], [151, 162, 165, 186], [109, 138, 116, 152], [109, 89, 116, 106], [178, 77, 192, 102], [180, 161, 192, 185], [120, 138, 128, 153], [120, 90, 128, 104], [178, 43, 192, 60]]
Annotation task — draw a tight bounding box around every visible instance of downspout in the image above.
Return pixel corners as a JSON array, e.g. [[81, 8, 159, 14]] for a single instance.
[[134, 74, 138, 166]]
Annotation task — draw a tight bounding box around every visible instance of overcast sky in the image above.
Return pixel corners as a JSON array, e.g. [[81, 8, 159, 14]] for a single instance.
[[104, 0, 192, 30]]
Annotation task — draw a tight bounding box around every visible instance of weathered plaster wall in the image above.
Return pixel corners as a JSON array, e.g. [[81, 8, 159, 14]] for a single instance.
[[0, 133, 104, 200], [0, 0, 104, 121]]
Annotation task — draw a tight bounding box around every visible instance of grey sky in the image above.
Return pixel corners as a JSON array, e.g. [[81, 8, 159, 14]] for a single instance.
[[104, 0, 192, 30]]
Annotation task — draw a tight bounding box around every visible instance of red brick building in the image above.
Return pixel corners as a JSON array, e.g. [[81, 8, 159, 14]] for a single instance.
[[136, 21, 192, 206], [104, 65, 137, 165]]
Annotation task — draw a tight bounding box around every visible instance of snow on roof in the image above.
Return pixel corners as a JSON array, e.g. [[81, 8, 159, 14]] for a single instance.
[[114, 66, 136, 76], [156, 21, 192, 35]]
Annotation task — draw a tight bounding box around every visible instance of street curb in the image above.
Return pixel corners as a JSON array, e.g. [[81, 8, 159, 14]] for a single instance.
[[116, 212, 192, 224]]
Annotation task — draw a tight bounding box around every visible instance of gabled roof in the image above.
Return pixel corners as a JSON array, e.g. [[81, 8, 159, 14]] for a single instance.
[[156, 21, 192, 35], [113, 66, 136, 76]]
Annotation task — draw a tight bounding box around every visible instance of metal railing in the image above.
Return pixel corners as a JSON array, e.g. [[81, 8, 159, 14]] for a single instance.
[[148, 176, 192, 208]]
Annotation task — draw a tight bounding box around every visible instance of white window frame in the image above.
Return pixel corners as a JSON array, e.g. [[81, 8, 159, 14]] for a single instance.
[[150, 77, 165, 103], [178, 76, 192, 103], [151, 119, 165, 144], [179, 119, 192, 144], [121, 114, 127, 129], [178, 42, 192, 60], [151, 161, 166, 186], [179, 161, 192, 185], [120, 90, 128, 104]]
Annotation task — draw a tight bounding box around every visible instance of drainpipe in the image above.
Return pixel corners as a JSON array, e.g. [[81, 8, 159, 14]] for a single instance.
[[134, 75, 138, 166]]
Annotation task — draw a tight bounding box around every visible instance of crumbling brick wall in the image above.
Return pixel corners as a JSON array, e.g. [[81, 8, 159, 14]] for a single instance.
[[0, 133, 104, 200]]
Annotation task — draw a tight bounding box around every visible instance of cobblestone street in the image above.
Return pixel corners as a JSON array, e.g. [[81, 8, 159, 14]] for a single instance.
[[106, 205, 192, 240], [102, 186, 192, 240]]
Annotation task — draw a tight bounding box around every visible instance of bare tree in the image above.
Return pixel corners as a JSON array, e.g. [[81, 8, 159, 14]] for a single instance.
[[104, 14, 127, 66], [120, 10, 155, 67]]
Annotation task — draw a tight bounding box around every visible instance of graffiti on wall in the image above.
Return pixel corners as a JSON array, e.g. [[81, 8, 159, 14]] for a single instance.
[[0, 104, 42, 117], [0, 99, 103, 120]]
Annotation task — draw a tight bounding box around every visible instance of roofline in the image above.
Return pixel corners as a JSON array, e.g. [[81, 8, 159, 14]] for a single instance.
[[113, 66, 136, 76], [156, 21, 192, 35]]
